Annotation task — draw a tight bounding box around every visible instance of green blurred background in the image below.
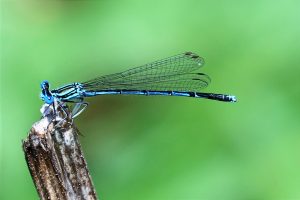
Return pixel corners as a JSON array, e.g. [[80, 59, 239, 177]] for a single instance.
[[1, 0, 300, 199]]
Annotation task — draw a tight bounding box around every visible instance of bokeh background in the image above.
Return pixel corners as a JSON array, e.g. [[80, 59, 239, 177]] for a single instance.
[[1, 0, 300, 199]]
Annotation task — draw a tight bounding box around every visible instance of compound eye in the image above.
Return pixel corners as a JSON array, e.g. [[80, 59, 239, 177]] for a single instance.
[[41, 80, 50, 89]]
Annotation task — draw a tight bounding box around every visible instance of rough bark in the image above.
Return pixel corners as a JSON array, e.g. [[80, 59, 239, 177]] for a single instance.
[[22, 103, 98, 200]]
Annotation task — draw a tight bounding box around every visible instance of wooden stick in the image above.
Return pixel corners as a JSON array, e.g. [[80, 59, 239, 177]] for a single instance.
[[22, 103, 98, 200]]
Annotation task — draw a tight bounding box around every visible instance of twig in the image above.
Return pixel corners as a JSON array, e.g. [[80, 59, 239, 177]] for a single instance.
[[22, 103, 98, 200]]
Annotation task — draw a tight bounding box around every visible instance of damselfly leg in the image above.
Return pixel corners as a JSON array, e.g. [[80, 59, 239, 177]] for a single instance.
[[65, 98, 89, 119]]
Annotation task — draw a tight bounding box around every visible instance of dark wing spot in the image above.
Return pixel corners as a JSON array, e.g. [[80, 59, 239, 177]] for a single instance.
[[184, 52, 193, 55]]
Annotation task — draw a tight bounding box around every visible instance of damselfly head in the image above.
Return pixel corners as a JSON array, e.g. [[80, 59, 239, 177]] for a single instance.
[[41, 80, 50, 89], [40, 80, 54, 104]]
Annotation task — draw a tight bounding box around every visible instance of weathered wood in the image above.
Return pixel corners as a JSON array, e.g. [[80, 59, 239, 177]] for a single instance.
[[22, 103, 98, 200]]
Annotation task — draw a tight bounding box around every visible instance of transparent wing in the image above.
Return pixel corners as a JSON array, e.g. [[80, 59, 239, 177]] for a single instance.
[[84, 73, 210, 91], [82, 52, 210, 92], [83, 52, 204, 85]]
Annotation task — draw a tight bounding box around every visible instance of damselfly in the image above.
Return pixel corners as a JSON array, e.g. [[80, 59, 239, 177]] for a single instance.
[[40, 52, 237, 118]]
